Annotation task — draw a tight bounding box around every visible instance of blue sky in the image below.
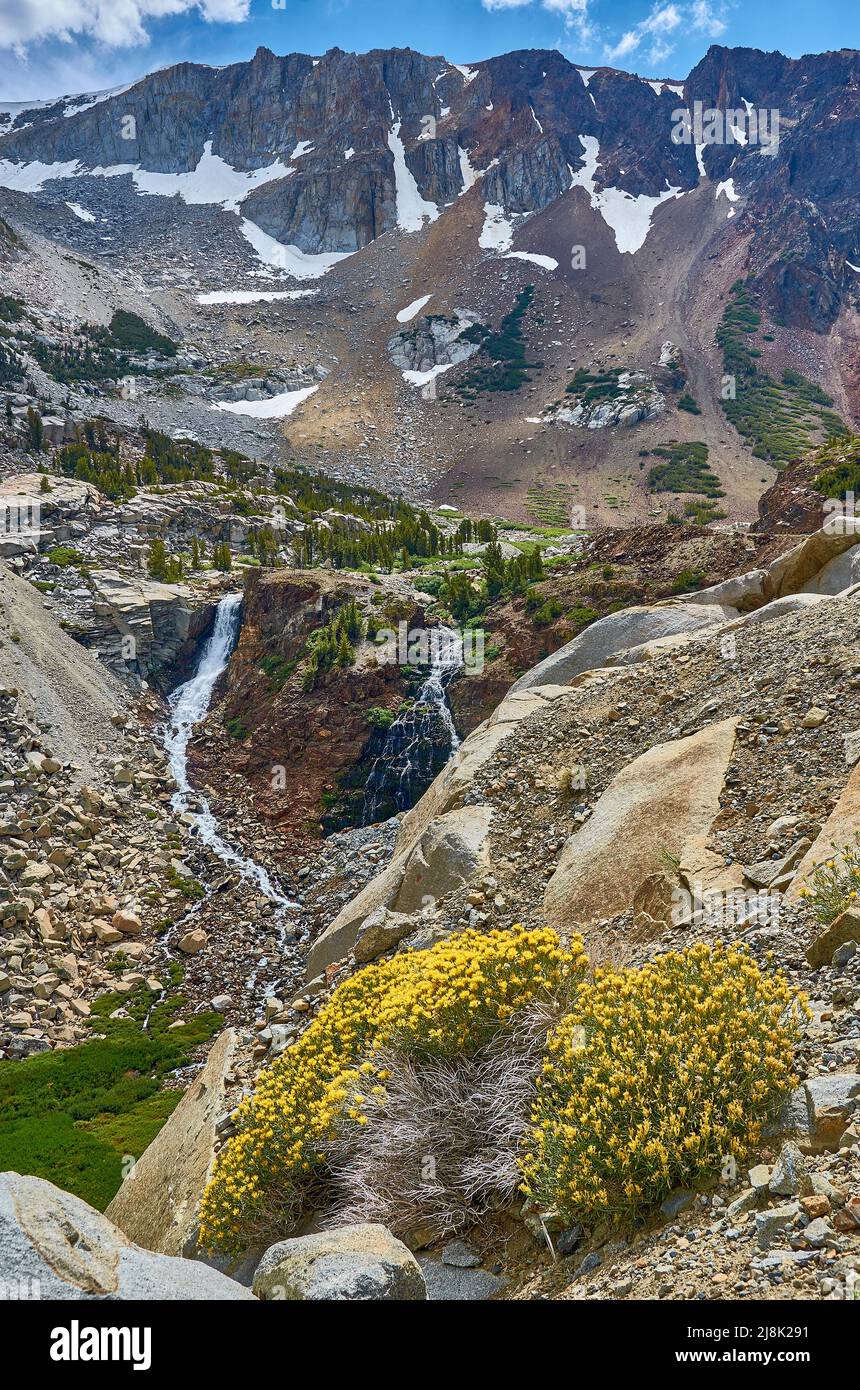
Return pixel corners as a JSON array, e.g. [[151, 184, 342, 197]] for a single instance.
[[0, 0, 857, 101]]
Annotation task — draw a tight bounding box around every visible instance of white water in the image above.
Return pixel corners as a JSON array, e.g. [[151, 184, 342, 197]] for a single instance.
[[164, 592, 295, 909], [362, 625, 463, 822]]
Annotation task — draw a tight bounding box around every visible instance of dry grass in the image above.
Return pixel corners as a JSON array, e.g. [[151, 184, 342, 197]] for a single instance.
[[322, 1002, 558, 1240]]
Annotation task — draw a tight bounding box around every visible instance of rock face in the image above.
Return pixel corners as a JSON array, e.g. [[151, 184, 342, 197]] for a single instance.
[[87, 570, 215, 685], [544, 719, 739, 930], [252, 1224, 427, 1301], [105, 1029, 236, 1257], [0, 1172, 255, 1299], [550, 370, 665, 429], [1, 43, 857, 327], [388, 312, 481, 375], [192, 566, 413, 835]]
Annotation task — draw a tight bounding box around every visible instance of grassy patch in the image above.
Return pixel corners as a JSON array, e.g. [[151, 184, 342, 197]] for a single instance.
[[0, 983, 220, 1210], [717, 281, 845, 464], [453, 286, 541, 396], [644, 442, 723, 497]]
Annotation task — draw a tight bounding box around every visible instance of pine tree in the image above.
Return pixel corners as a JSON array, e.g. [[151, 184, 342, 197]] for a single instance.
[[25, 406, 44, 453], [148, 537, 168, 580]]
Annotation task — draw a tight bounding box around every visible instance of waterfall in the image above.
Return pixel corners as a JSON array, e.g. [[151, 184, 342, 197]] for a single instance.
[[362, 625, 463, 823], [163, 592, 295, 909]]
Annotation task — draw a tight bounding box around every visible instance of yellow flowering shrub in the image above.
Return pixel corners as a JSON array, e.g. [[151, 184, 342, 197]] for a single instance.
[[520, 943, 804, 1224], [796, 842, 860, 923], [199, 926, 587, 1251]]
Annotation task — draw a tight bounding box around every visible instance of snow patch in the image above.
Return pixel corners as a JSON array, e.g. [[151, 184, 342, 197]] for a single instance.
[[239, 219, 352, 280], [0, 141, 292, 213], [291, 141, 314, 159], [397, 293, 434, 323], [65, 201, 95, 223], [504, 251, 558, 270], [530, 106, 544, 134], [403, 364, 455, 388], [458, 145, 478, 192], [578, 69, 596, 86], [129, 142, 293, 212], [715, 178, 740, 211], [344, 147, 355, 160], [479, 202, 514, 252], [197, 289, 317, 304], [387, 118, 439, 232], [454, 65, 479, 84], [569, 135, 684, 255], [0, 158, 85, 191], [213, 385, 319, 418]]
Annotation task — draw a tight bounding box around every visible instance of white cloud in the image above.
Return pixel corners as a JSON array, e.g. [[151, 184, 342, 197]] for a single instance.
[[482, 0, 595, 42], [603, 2, 725, 67], [604, 30, 639, 63], [690, 0, 727, 37], [0, 0, 251, 52]]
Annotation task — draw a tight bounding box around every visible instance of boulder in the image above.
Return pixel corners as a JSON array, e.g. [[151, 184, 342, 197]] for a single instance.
[[768, 1142, 813, 1197], [776, 1073, 860, 1152], [544, 719, 738, 930], [803, 1073, 860, 1152], [508, 603, 733, 693], [0, 1172, 254, 1300], [353, 907, 416, 964], [393, 805, 493, 914], [801, 542, 860, 595], [177, 928, 208, 954], [756, 1202, 801, 1250], [787, 762, 860, 899], [721, 592, 831, 630], [105, 1030, 236, 1257], [111, 909, 142, 935], [252, 1224, 426, 1301], [805, 908, 860, 968], [687, 521, 860, 613]]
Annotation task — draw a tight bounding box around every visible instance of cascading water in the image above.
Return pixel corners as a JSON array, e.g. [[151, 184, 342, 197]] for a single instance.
[[163, 592, 294, 910], [362, 625, 463, 823]]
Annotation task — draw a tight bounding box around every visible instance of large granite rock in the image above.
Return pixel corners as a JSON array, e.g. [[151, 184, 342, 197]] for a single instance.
[[777, 1074, 860, 1153], [87, 569, 215, 681], [253, 1224, 426, 1301], [805, 909, 860, 969], [687, 521, 860, 614], [105, 1029, 236, 1257], [0, 1172, 255, 1300], [394, 805, 493, 914], [787, 760, 860, 899], [544, 718, 739, 930], [508, 603, 733, 693]]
